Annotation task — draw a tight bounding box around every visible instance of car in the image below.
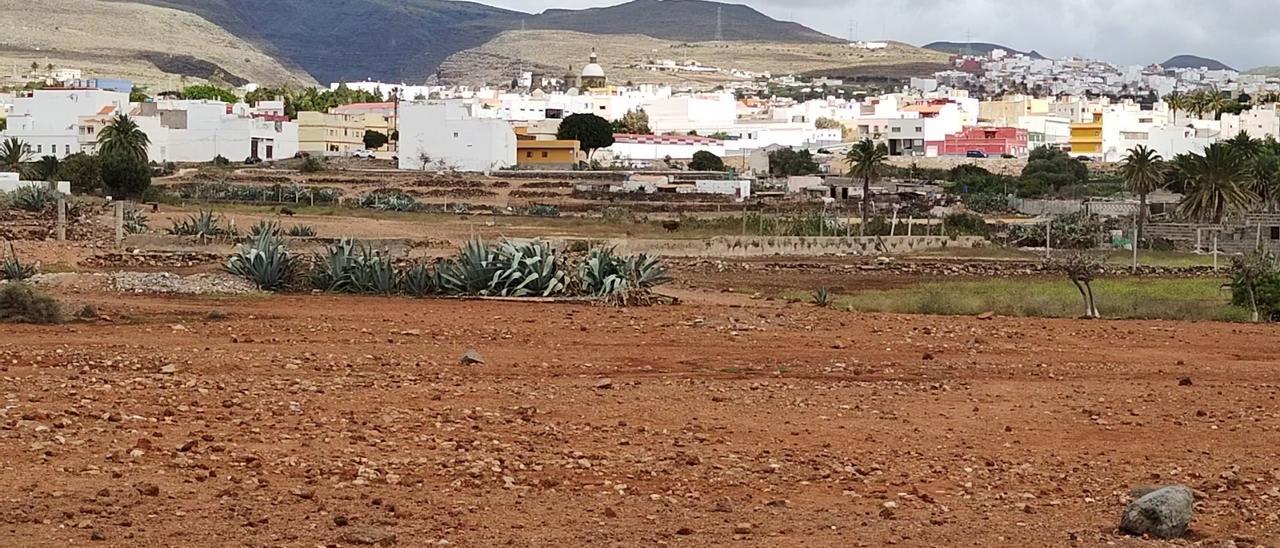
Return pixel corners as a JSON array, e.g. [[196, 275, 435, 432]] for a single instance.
[[1001, 153, 1016, 159], [1076, 155, 1094, 162], [965, 150, 988, 158], [352, 149, 376, 159]]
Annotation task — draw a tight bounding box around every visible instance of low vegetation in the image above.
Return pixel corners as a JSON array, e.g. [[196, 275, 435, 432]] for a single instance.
[[2, 244, 36, 281], [167, 210, 238, 240], [0, 283, 63, 324]]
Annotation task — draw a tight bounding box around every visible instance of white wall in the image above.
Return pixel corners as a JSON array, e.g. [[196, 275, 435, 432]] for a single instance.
[[607, 141, 726, 162], [397, 101, 516, 172], [135, 100, 299, 163], [3, 90, 130, 159]]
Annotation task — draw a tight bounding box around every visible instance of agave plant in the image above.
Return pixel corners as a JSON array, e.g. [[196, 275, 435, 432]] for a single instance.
[[438, 238, 503, 295], [812, 287, 833, 308], [224, 231, 300, 291], [579, 247, 628, 297], [490, 240, 567, 297], [400, 263, 440, 297], [310, 238, 359, 292], [11, 185, 57, 213], [123, 207, 150, 234], [345, 247, 398, 294], [2, 243, 36, 281], [168, 210, 237, 240], [579, 247, 672, 304], [286, 224, 317, 237], [624, 253, 671, 289], [245, 219, 282, 241]]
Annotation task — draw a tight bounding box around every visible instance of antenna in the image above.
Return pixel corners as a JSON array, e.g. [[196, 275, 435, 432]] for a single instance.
[[964, 29, 972, 57], [847, 16, 853, 42], [715, 6, 723, 41]]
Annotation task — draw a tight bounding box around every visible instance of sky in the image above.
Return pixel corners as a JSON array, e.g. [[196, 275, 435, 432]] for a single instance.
[[481, 0, 1277, 70]]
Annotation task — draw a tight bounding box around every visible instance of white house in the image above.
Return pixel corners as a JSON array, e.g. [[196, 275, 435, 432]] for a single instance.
[[133, 100, 298, 163], [1221, 105, 1280, 140], [2, 89, 130, 159], [397, 101, 516, 171], [604, 133, 726, 166]]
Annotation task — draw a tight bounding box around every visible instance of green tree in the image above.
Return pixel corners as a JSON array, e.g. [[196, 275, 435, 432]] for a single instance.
[[611, 109, 651, 134], [688, 150, 725, 171], [179, 84, 238, 103], [1250, 153, 1280, 212], [1118, 145, 1165, 245], [845, 139, 890, 235], [1021, 146, 1089, 190], [363, 130, 389, 150], [1176, 143, 1256, 223], [0, 137, 32, 179], [129, 86, 151, 103], [99, 150, 151, 197], [0, 118, 6, 132], [56, 153, 103, 194], [557, 113, 614, 160], [35, 156, 60, 182], [1164, 91, 1187, 124], [768, 148, 819, 177], [1226, 131, 1263, 158], [96, 114, 150, 163]]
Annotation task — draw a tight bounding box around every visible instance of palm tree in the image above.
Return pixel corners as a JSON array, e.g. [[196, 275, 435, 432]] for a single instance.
[[1176, 143, 1257, 223], [845, 139, 889, 236], [1250, 153, 1280, 212], [1187, 91, 1211, 120], [1164, 91, 1186, 124], [1206, 90, 1227, 120], [1226, 131, 1263, 159], [96, 113, 150, 162], [1118, 145, 1165, 245], [0, 137, 32, 178]]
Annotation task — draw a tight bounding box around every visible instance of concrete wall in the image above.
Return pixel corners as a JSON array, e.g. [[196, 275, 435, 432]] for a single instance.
[[610, 235, 985, 258]]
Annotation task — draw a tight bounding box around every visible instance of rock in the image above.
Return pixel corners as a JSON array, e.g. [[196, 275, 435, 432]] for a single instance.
[[675, 527, 694, 536], [733, 523, 754, 534], [341, 525, 397, 546], [593, 378, 614, 390], [135, 483, 160, 497], [1179, 376, 1193, 386], [1120, 485, 1194, 539], [90, 529, 106, 541], [603, 507, 618, 518], [459, 349, 484, 365], [976, 311, 995, 320], [159, 364, 177, 374], [333, 515, 350, 527]]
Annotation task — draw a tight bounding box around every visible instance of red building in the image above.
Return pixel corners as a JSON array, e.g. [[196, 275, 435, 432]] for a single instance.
[[931, 127, 1029, 157]]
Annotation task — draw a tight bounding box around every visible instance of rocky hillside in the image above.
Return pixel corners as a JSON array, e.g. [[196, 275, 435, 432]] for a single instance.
[[0, 0, 314, 89], [923, 41, 1046, 60], [124, 0, 839, 84], [1161, 55, 1234, 71]]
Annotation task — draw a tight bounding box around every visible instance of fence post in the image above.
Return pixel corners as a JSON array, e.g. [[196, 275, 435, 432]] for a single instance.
[[1045, 220, 1051, 259], [1213, 232, 1219, 271], [56, 197, 66, 241], [114, 201, 125, 249], [1131, 226, 1138, 273], [907, 216, 913, 237]]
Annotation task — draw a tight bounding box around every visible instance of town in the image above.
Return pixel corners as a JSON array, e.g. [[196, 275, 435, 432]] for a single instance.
[[1, 3, 1279, 546]]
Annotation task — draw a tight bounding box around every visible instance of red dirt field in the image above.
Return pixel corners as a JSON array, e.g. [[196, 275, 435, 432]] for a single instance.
[[1, 291, 1279, 547]]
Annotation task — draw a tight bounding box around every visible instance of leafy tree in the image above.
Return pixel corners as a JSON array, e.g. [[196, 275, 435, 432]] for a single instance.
[[1250, 153, 1280, 212], [1230, 253, 1278, 323], [556, 113, 614, 160], [363, 130, 389, 150], [56, 153, 103, 194], [96, 114, 150, 162], [1176, 143, 1256, 223], [1118, 145, 1165, 244], [1021, 146, 1088, 190], [611, 109, 651, 134], [129, 87, 151, 103], [845, 139, 890, 235], [100, 150, 151, 197], [0, 137, 32, 178], [0, 118, 6, 132], [244, 85, 383, 119], [1226, 131, 1263, 159], [179, 84, 238, 103], [688, 150, 725, 171], [768, 148, 820, 177], [815, 117, 851, 140]]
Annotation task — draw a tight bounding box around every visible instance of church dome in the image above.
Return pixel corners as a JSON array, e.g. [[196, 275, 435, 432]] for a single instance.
[[581, 63, 605, 78]]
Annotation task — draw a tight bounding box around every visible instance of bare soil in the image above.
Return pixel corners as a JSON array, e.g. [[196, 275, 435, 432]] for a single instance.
[[1, 289, 1278, 547]]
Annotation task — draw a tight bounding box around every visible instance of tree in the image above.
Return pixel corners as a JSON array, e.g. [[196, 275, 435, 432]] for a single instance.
[[1226, 131, 1263, 159], [363, 130, 389, 150], [1250, 153, 1280, 212], [815, 117, 851, 141], [1176, 143, 1256, 223], [35, 156, 60, 182], [612, 109, 651, 134], [129, 87, 151, 103], [1118, 145, 1165, 245], [0, 137, 32, 178], [0, 118, 6, 132], [1163, 91, 1187, 125], [768, 148, 819, 177], [1230, 253, 1276, 323], [845, 139, 890, 235], [1022, 146, 1089, 190], [688, 150, 725, 171], [56, 153, 103, 194], [557, 113, 614, 160], [179, 84, 238, 103], [1056, 252, 1103, 319], [96, 114, 150, 163], [99, 150, 151, 197]]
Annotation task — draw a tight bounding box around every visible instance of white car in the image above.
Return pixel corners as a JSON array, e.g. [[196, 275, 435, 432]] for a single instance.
[[351, 149, 376, 159]]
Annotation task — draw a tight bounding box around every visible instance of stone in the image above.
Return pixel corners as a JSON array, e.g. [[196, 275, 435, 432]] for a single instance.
[[159, 364, 177, 374], [733, 523, 754, 534], [459, 349, 485, 365], [333, 515, 350, 527], [675, 527, 694, 536], [1179, 376, 1193, 386], [341, 525, 397, 546], [90, 529, 106, 541], [593, 378, 614, 390], [136, 483, 160, 497], [1119, 485, 1194, 539], [976, 311, 995, 320]]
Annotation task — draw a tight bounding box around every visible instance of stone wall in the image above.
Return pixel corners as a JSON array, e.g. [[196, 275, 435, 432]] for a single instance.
[[610, 235, 986, 258]]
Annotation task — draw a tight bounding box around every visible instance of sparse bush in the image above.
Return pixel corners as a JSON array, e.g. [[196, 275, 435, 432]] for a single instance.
[[211, 155, 230, 167], [1230, 253, 1280, 322], [943, 212, 991, 238], [526, 204, 560, 217], [299, 155, 325, 173], [813, 287, 833, 307], [0, 283, 63, 324], [2, 243, 36, 281], [74, 304, 99, 320], [168, 210, 237, 240], [356, 190, 418, 212], [11, 185, 57, 212]]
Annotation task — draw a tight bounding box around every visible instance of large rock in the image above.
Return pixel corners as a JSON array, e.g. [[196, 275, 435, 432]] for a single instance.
[[1120, 485, 1195, 539]]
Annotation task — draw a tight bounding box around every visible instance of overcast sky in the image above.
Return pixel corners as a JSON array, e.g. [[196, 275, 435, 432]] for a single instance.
[[482, 0, 1276, 70]]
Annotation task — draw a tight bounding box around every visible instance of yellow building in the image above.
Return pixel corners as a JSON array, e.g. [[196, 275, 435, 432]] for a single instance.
[[1068, 113, 1103, 156], [332, 103, 398, 155], [297, 111, 364, 154], [514, 126, 580, 167], [978, 96, 1050, 126]]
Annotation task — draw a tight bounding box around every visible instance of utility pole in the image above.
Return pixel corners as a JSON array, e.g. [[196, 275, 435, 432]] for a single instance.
[[715, 7, 723, 41]]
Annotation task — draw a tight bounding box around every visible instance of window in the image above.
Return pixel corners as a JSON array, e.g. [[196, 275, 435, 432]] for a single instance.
[[525, 151, 533, 158], [453, 132, 459, 138], [65, 144, 70, 155], [541, 151, 548, 158], [1271, 226, 1280, 240], [891, 127, 901, 133], [35, 144, 41, 153]]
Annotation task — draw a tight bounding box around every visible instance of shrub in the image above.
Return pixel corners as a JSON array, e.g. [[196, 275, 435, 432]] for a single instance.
[[813, 287, 833, 307], [11, 185, 57, 212], [245, 219, 282, 241], [943, 213, 991, 237], [123, 207, 149, 234], [688, 150, 725, 171], [526, 204, 560, 217], [3, 243, 36, 281], [224, 230, 300, 291], [211, 155, 231, 167], [438, 238, 503, 295], [489, 240, 567, 297], [1007, 211, 1103, 249], [299, 156, 326, 173], [100, 150, 152, 197], [286, 225, 317, 237], [0, 283, 63, 324], [168, 210, 237, 240], [400, 264, 440, 297], [57, 153, 103, 194], [311, 239, 359, 292], [579, 247, 670, 304], [1229, 253, 1280, 322]]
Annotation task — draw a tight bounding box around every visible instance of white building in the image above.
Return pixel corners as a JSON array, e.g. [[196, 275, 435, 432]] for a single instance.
[[397, 101, 516, 172], [133, 100, 298, 163], [604, 133, 726, 166], [3, 89, 130, 159], [1221, 105, 1280, 140]]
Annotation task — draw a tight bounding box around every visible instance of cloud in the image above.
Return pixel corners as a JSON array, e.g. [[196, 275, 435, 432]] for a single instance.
[[483, 0, 1277, 69]]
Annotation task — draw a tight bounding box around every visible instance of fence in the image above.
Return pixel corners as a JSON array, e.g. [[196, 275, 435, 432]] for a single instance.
[[610, 235, 985, 258]]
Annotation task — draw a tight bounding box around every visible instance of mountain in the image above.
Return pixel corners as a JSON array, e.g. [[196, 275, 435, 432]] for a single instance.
[[923, 41, 1046, 60], [0, 0, 313, 89], [1246, 66, 1280, 78], [122, 0, 840, 84], [1161, 55, 1235, 71]]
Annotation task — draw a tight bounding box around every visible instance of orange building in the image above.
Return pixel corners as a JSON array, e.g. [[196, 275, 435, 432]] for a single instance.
[[514, 126, 580, 168]]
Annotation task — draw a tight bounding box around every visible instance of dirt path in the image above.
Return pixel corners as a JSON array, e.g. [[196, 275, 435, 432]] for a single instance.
[[1, 292, 1278, 547]]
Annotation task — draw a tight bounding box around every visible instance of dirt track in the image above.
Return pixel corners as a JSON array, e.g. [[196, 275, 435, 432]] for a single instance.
[[1, 291, 1279, 547]]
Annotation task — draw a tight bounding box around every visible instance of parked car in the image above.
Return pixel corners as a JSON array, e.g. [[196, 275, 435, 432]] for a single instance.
[[1076, 155, 1094, 162], [965, 150, 988, 158], [352, 149, 376, 159], [1001, 153, 1016, 159]]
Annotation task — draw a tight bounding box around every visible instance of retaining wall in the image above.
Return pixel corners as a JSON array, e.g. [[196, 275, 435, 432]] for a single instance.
[[609, 235, 985, 258]]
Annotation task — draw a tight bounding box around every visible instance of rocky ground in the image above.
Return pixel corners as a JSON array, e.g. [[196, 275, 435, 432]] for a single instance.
[[0, 292, 1277, 547]]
